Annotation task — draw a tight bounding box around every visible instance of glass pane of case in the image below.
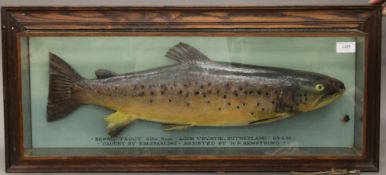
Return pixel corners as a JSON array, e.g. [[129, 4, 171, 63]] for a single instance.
[[20, 34, 365, 157]]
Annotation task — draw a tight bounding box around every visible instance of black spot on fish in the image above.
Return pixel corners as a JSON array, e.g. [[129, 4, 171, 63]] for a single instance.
[[150, 91, 155, 96], [272, 101, 275, 104], [256, 103, 260, 106], [186, 102, 190, 106], [238, 87, 243, 91], [195, 91, 200, 95], [200, 85, 205, 89], [114, 86, 118, 90], [218, 107, 222, 111], [225, 83, 231, 89], [207, 82, 211, 86], [169, 99, 172, 102], [244, 91, 248, 95], [257, 90, 261, 95], [234, 91, 239, 96], [161, 91, 164, 95], [261, 108, 265, 111], [207, 90, 212, 94], [236, 106, 240, 109], [202, 93, 207, 98], [223, 95, 227, 99], [265, 92, 269, 96], [227, 102, 231, 106], [249, 90, 253, 94], [149, 99, 153, 103], [207, 100, 211, 104], [242, 103, 246, 106], [140, 85, 145, 89], [250, 112, 254, 116], [178, 90, 183, 95]]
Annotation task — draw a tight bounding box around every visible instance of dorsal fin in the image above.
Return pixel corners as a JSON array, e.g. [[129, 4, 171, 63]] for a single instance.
[[165, 42, 211, 64], [95, 69, 118, 79]]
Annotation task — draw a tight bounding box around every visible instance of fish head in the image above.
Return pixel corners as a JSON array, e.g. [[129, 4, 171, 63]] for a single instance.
[[293, 73, 346, 113]]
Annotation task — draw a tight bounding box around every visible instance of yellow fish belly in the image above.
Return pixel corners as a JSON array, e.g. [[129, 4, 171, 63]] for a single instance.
[[89, 92, 287, 128]]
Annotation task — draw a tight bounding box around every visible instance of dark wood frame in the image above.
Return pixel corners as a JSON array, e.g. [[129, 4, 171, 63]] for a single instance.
[[2, 6, 382, 173]]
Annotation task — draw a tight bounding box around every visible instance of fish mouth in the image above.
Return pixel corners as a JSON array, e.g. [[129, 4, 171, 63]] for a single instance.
[[300, 91, 344, 112], [322, 91, 341, 100], [313, 90, 344, 110], [321, 85, 345, 101], [319, 81, 346, 102]]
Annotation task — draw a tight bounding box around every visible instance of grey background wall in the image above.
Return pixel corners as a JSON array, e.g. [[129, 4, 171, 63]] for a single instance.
[[0, 0, 384, 174]]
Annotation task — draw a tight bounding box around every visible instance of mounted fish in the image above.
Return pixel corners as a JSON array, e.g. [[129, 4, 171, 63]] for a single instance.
[[47, 42, 345, 137]]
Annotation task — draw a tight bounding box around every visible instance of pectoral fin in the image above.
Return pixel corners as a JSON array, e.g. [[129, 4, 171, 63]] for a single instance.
[[105, 111, 136, 137], [249, 114, 290, 125], [164, 124, 192, 131]]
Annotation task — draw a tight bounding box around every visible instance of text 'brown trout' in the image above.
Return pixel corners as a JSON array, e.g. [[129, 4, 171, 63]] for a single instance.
[[47, 43, 345, 137]]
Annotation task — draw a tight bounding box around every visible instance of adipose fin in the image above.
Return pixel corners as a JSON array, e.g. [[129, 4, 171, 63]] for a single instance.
[[95, 69, 118, 79]]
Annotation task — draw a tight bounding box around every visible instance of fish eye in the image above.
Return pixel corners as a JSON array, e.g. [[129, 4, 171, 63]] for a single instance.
[[314, 83, 325, 92]]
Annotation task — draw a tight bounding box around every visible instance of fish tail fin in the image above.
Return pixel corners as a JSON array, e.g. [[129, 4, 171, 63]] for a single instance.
[[47, 52, 83, 122]]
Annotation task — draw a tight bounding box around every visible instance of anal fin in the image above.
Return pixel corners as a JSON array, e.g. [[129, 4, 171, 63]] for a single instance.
[[105, 111, 136, 137]]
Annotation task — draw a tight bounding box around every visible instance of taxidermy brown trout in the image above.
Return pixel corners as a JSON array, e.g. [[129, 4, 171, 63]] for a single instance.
[[47, 43, 345, 137]]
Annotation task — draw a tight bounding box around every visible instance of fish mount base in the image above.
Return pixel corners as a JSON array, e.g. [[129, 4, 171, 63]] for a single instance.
[[290, 169, 361, 175]]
